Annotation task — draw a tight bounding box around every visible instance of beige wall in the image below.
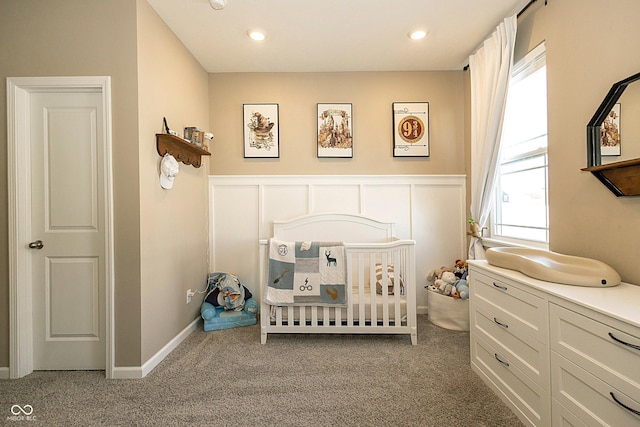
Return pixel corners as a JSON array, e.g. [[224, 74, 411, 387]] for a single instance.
[[516, 0, 640, 284], [0, 0, 209, 370], [136, 0, 210, 362], [208, 71, 465, 175], [0, 0, 142, 367]]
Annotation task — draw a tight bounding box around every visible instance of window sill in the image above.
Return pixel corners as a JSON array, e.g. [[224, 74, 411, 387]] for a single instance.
[[482, 237, 549, 251]]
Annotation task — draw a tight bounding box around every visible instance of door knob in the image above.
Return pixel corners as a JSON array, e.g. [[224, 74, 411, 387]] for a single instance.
[[28, 240, 44, 250]]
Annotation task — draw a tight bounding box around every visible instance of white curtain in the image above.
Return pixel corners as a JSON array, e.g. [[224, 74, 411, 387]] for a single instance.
[[468, 15, 517, 260]]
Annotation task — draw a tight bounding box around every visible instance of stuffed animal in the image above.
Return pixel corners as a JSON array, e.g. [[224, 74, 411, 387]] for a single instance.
[[453, 279, 469, 300], [426, 266, 453, 282], [467, 218, 483, 239], [201, 272, 259, 331], [205, 272, 255, 311], [426, 283, 439, 292], [435, 271, 457, 296], [454, 259, 468, 279]]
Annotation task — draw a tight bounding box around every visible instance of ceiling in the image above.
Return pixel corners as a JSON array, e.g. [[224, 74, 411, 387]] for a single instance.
[[146, 0, 530, 73]]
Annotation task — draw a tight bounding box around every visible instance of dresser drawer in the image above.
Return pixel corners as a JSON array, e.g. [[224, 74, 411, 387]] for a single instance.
[[551, 400, 589, 427], [471, 271, 547, 342], [471, 333, 549, 426], [551, 352, 640, 426], [550, 303, 640, 396], [471, 302, 548, 387]]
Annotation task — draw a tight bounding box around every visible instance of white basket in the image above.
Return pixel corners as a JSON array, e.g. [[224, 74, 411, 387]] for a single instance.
[[427, 291, 469, 331]]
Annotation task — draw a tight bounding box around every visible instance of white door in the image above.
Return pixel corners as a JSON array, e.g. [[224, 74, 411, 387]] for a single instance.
[[29, 90, 106, 370]]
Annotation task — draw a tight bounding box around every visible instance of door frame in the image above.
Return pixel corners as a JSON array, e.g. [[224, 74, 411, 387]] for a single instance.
[[7, 76, 115, 379]]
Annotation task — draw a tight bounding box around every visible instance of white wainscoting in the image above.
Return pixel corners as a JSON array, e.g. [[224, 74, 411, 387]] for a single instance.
[[208, 175, 467, 313]]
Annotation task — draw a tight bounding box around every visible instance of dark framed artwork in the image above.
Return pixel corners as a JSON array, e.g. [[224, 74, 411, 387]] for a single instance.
[[317, 103, 353, 158], [243, 103, 279, 158], [393, 102, 429, 157], [600, 103, 621, 156]]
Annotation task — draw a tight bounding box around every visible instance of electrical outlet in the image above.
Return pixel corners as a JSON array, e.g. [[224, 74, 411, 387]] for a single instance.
[[186, 289, 195, 304]]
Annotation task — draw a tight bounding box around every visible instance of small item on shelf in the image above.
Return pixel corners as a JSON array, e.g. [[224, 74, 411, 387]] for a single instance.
[[184, 127, 205, 147], [184, 126, 197, 140], [191, 130, 204, 147], [163, 117, 179, 137]]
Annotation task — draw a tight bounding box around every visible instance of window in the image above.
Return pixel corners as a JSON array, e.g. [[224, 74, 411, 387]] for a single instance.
[[492, 43, 548, 245]]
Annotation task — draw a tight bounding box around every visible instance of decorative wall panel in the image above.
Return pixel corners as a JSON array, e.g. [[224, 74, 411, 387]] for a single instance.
[[209, 175, 466, 313]]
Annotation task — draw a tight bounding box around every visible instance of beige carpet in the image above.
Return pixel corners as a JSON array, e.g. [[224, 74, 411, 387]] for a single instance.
[[0, 315, 523, 426]]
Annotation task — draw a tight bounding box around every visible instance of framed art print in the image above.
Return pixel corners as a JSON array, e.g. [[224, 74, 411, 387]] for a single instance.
[[600, 103, 621, 156], [393, 102, 429, 157], [243, 103, 279, 158], [317, 103, 353, 158]]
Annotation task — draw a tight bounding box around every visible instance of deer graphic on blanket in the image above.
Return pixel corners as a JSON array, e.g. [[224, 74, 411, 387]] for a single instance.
[[265, 239, 347, 306]]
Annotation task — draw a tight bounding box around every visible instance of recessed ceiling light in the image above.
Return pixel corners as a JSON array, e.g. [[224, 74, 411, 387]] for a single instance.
[[408, 30, 428, 40], [209, 0, 226, 10], [247, 30, 266, 41]]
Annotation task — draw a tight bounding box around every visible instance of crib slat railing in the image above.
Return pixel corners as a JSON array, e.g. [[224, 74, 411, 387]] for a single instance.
[[393, 248, 402, 326], [301, 306, 311, 327], [368, 253, 378, 328], [345, 252, 354, 327], [382, 252, 391, 327], [369, 246, 407, 328], [358, 252, 366, 326]]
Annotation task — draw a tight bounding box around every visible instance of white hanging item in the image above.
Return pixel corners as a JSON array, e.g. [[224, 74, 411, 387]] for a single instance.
[[160, 153, 179, 189]]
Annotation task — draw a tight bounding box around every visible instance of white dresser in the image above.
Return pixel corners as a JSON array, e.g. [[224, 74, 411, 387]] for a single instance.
[[468, 261, 640, 427]]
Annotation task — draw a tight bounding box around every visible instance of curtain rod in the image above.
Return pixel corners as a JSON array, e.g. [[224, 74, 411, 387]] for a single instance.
[[517, 0, 547, 18], [462, 0, 547, 71]]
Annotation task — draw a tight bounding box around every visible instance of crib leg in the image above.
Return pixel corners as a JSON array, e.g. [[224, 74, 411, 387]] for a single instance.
[[261, 329, 267, 344], [410, 327, 418, 345]]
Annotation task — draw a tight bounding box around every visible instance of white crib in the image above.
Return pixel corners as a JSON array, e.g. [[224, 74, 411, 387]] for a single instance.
[[259, 213, 417, 344]]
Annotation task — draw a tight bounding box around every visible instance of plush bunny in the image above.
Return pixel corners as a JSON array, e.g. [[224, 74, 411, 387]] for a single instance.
[[435, 271, 457, 296]]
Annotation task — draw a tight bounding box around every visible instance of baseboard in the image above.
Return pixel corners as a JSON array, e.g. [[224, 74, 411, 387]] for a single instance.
[[417, 306, 428, 315], [0, 367, 9, 380], [111, 317, 200, 379]]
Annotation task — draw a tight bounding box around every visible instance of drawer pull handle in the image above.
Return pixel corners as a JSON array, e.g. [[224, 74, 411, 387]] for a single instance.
[[610, 392, 640, 416], [494, 353, 510, 367], [608, 332, 640, 351], [492, 282, 508, 291], [493, 317, 509, 328]]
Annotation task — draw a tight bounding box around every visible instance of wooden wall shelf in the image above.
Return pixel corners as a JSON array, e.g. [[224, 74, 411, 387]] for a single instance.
[[156, 133, 211, 168], [582, 158, 640, 196]]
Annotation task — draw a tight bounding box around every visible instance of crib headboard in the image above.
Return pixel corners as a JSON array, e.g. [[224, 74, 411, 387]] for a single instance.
[[272, 213, 395, 243]]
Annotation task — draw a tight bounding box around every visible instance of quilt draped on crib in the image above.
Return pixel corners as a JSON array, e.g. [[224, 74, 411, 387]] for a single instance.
[[265, 239, 347, 307]]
